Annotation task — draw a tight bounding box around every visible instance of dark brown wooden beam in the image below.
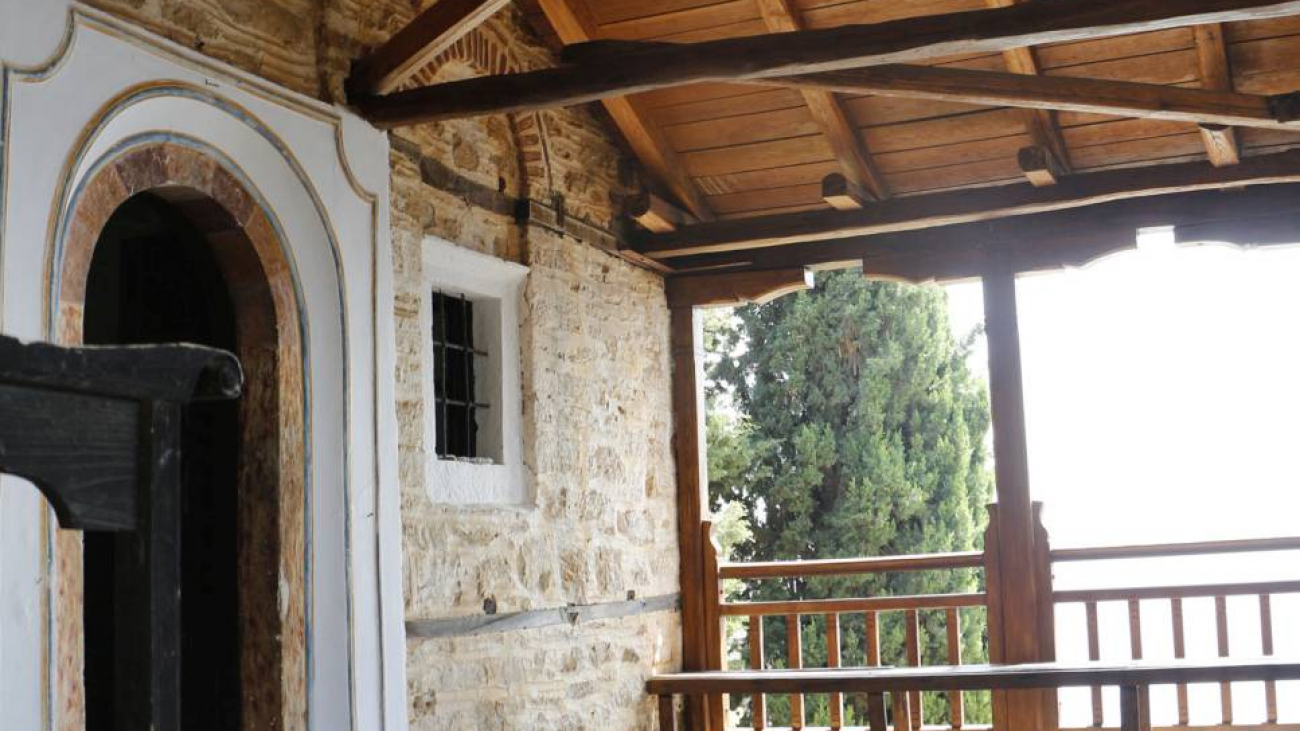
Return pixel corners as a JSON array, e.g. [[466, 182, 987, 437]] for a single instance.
[[666, 268, 814, 308], [632, 149, 1300, 258], [772, 65, 1294, 131], [347, 0, 511, 96], [354, 0, 1300, 126], [663, 184, 1300, 282], [985, 0, 1073, 176]]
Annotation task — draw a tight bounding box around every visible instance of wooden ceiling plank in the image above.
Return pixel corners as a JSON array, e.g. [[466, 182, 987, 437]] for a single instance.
[[755, 0, 891, 200], [348, 0, 512, 95], [355, 0, 1300, 125], [535, 0, 716, 220], [1195, 23, 1243, 165], [627, 147, 1300, 258]]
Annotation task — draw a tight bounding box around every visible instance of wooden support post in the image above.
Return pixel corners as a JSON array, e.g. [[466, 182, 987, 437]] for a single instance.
[[702, 522, 727, 730], [982, 261, 1054, 731], [671, 306, 713, 731]]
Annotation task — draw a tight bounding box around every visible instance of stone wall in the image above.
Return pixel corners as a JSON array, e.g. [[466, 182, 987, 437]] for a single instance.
[[75, 1, 682, 728]]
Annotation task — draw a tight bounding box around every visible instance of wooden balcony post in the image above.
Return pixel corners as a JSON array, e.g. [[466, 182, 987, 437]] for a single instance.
[[981, 262, 1056, 731], [702, 521, 728, 729], [671, 305, 714, 731]]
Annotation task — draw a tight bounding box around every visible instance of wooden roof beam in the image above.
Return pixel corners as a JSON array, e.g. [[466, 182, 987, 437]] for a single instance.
[[348, 0, 512, 96], [822, 174, 874, 211], [1018, 146, 1067, 187], [626, 192, 698, 233], [355, 0, 1300, 125], [664, 185, 1300, 282], [534, 0, 715, 221], [1194, 23, 1242, 166], [772, 65, 1297, 131], [755, 0, 890, 201], [986, 0, 1073, 180], [628, 148, 1300, 258]]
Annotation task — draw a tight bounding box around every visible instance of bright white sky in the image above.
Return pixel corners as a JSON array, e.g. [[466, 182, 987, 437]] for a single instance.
[[944, 232, 1300, 726]]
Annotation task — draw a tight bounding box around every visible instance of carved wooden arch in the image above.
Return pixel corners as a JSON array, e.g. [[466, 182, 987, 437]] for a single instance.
[[55, 142, 307, 731]]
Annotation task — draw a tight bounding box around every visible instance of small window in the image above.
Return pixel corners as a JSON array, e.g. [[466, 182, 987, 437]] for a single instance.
[[422, 236, 530, 506], [430, 292, 489, 460]]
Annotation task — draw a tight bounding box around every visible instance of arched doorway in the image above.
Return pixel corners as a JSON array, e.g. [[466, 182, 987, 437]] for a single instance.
[[56, 144, 308, 731]]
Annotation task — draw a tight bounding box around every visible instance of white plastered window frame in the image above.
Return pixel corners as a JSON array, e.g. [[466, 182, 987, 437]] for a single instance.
[[421, 236, 531, 506]]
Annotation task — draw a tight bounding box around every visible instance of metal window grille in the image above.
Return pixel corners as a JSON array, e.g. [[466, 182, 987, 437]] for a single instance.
[[431, 291, 488, 459]]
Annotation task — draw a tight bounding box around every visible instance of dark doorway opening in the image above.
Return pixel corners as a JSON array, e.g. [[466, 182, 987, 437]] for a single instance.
[[83, 192, 242, 731]]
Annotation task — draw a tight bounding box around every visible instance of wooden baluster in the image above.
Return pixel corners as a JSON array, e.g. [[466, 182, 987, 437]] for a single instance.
[[749, 616, 766, 731], [1260, 594, 1278, 724], [827, 613, 844, 730], [946, 608, 965, 730], [866, 612, 889, 731], [892, 687, 913, 731], [1086, 601, 1103, 727], [1171, 598, 1190, 726], [905, 609, 923, 730], [1128, 600, 1151, 731], [1215, 596, 1233, 725], [788, 614, 804, 730], [1119, 686, 1150, 731], [660, 695, 679, 731]]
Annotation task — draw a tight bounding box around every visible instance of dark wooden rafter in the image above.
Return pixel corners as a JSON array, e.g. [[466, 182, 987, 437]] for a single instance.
[[822, 173, 873, 211], [985, 0, 1073, 184], [348, 0, 512, 96], [633, 148, 1300, 258], [1194, 23, 1243, 167], [354, 0, 1300, 125], [626, 192, 698, 233], [769, 65, 1300, 131], [754, 0, 890, 201], [663, 185, 1300, 282], [535, 0, 715, 221]]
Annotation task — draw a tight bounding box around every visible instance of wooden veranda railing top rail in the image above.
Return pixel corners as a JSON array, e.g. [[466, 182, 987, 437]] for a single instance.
[[1051, 535, 1300, 562], [719, 550, 984, 580]]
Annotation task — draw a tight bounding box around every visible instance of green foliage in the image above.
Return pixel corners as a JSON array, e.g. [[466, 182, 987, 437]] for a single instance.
[[706, 272, 994, 727]]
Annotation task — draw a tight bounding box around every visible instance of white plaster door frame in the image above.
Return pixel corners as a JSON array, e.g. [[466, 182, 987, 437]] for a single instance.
[[0, 5, 407, 731]]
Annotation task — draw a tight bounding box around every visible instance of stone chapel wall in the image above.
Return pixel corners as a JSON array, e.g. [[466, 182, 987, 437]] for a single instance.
[[76, 2, 683, 728]]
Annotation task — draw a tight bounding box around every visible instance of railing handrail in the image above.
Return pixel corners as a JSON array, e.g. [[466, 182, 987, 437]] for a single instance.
[[1055, 578, 1300, 603], [720, 591, 986, 617], [718, 550, 984, 580], [1051, 535, 1300, 563]]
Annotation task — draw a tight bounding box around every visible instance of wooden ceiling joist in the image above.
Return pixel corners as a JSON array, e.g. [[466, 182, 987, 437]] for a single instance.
[[535, 0, 715, 221], [354, 0, 1300, 126], [626, 192, 697, 234], [755, 0, 890, 201], [822, 174, 873, 211], [1194, 23, 1243, 167], [772, 65, 1298, 132], [985, 0, 1072, 183], [630, 148, 1300, 259], [665, 185, 1300, 281], [1018, 146, 1067, 188], [348, 0, 512, 96]]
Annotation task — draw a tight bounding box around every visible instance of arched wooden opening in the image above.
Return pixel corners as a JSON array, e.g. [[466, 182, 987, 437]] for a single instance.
[[56, 143, 307, 731]]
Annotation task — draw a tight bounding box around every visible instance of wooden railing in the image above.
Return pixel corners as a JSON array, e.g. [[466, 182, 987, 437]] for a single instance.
[[700, 514, 1300, 731], [705, 522, 990, 731], [1050, 537, 1300, 731]]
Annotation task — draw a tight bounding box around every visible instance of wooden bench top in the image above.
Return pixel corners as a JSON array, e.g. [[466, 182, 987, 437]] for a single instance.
[[647, 657, 1300, 695]]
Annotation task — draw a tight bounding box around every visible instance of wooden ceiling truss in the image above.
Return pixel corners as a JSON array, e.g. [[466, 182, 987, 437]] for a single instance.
[[349, 0, 1300, 286]]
